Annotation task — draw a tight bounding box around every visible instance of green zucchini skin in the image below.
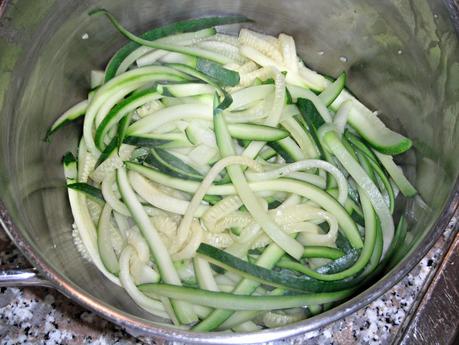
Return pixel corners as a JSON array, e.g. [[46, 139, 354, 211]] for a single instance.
[[144, 148, 203, 181], [116, 167, 198, 324], [268, 137, 304, 163], [124, 133, 191, 148], [139, 282, 354, 310], [166, 63, 233, 109], [117, 113, 132, 152], [94, 88, 161, 150], [196, 58, 240, 86], [96, 135, 118, 167], [67, 183, 105, 201], [98, 13, 252, 82], [302, 246, 345, 260], [315, 249, 360, 274], [197, 243, 363, 292], [94, 10, 238, 65], [228, 123, 289, 141], [53, 10, 419, 331], [318, 72, 346, 106], [45, 100, 88, 141], [297, 98, 326, 159]]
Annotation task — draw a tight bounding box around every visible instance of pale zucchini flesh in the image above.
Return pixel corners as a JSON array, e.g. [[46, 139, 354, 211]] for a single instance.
[[52, 11, 417, 331]]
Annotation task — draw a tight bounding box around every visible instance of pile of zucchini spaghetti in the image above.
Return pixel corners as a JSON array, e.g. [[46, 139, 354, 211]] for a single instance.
[[47, 10, 417, 331]]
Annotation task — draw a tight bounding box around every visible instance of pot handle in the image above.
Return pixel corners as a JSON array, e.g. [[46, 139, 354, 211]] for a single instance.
[[0, 267, 52, 287], [0, 197, 53, 288]]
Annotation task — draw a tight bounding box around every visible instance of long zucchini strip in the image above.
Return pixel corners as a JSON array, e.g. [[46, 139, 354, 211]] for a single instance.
[[126, 163, 363, 250], [292, 66, 412, 155], [197, 243, 362, 288], [93, 10, 235, 65], [217, 288, 285, 330], [277, 186, 377, 281], [214, 108, 304, 260], [139, 283, 353, 311], [95, 88, 162, 150], [116, 167, 197, 324], [175, 155, 260, 255], [119, 246, 169, 319], [127, 103, 212, 135], [246, 159, 348, 205], [54, 12, 419, 332], [322, 129, 393, 255], [63, 153, 120, 286], [97, 204, 120, 274], [193, 242, 288, 331], [101, 13, 252, 81], [46, 100, 88, 140], [316, 249, 361, 275], [318, 72, 346, 106], [332, 91, 412, 154], [302, 246, 345, 260], [372, 150, 417, 197], [83, 66, 190, 156]]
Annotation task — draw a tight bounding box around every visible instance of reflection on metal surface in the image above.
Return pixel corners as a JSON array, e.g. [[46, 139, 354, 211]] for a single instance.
[[0, 267, 52, 287]]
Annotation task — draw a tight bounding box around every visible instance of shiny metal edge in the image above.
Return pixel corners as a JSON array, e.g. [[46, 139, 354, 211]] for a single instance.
[[0, 267, 53, 288]]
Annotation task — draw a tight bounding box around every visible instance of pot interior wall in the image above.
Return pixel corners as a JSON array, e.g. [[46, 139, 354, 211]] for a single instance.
[[0, 0, 458, 328]]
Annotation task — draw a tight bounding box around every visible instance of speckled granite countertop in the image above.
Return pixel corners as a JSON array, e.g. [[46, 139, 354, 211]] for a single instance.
[[0, 216, 456, 345]]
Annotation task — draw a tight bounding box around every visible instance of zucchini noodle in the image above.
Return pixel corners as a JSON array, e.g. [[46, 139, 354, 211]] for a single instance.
[[50, 12, 417, 332], [129, 171, 209, 216], [238, 67, 276, 87], [247, 159, 348, 205], [197, 41, 247, 64], [202, 195, 242, 232], [234, 61, 258, 73], [278, 33, 298, 73], [101, 173, 131, 216], [213, 211, 253, 233], [174, 155, 261, 253], [243, 68, 286, 159], [173, 220, 203, 260], [239, 29, 283, 63], [77, 140, 97, 183], [204, 232, 234, 249], [334, 100, 353, 135], [119, 246, 169, 319], [136, 49, 170, 67]]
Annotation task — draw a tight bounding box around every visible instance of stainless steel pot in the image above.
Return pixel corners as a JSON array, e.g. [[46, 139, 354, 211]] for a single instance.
[[0, 0, 458, 343]]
